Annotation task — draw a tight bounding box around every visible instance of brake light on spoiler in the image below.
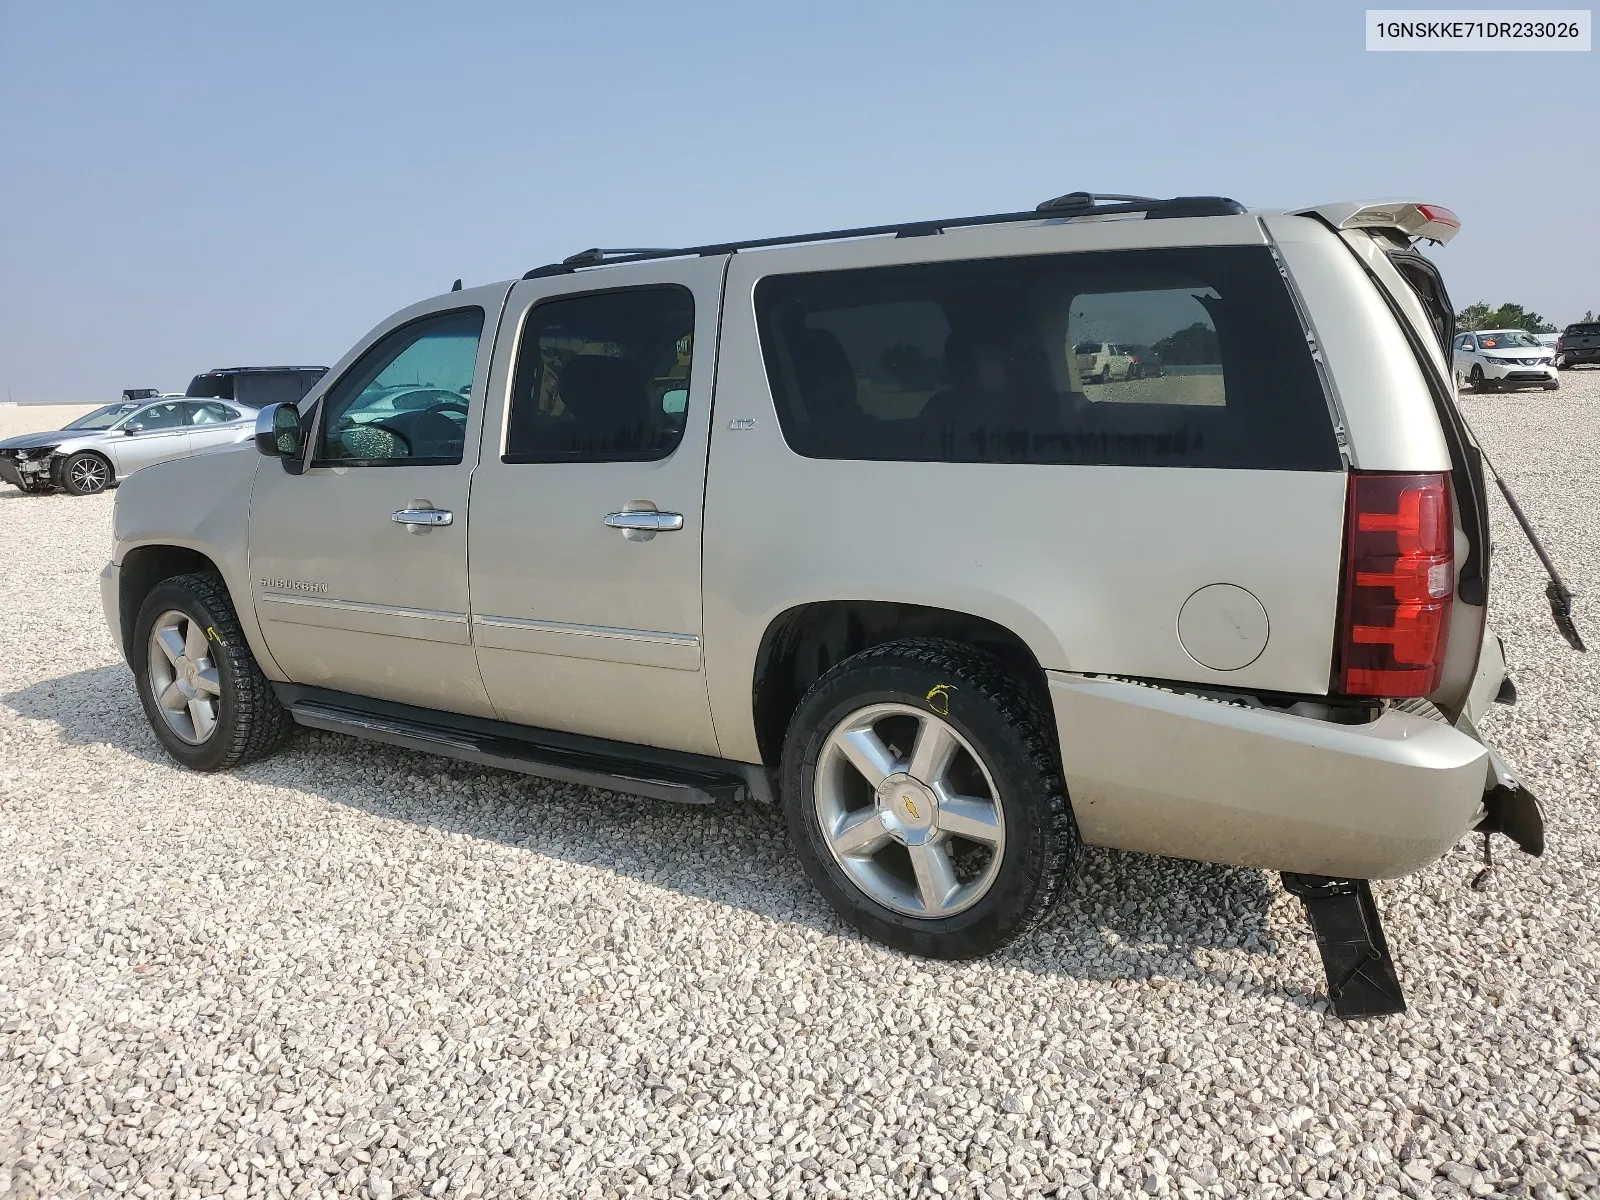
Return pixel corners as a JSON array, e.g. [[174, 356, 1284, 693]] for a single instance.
[[1299, 200, 1462, 245], [1337, 473, 1454, 698]]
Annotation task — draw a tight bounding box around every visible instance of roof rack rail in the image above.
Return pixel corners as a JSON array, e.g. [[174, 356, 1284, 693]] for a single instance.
[[521, 193, 1247, 279]]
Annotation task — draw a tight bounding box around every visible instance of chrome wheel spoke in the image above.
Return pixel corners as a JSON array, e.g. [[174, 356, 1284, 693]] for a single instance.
[[193, 666, 222, 696], [937, 793, 1003, 845], [829, 809, 892, 858], [184, 618, 209, 663], [906, 718, 958, 784], [158, 681, 188, 712], [188, 698, 217, 742], [909, 842, 960, 913], [835, 727, 896, 789], [154, 626, 185, 666]]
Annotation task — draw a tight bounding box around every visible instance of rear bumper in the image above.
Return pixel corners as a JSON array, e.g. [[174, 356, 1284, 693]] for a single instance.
[[1049, 674, 1495, 879]]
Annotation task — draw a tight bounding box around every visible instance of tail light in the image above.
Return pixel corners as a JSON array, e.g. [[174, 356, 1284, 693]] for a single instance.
[[1337, 472, 1454, 697]]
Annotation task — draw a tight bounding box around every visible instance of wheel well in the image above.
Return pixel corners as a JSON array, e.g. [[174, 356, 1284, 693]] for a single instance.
[[119, 545, 220, 655], [751, 601, 1049, 767]]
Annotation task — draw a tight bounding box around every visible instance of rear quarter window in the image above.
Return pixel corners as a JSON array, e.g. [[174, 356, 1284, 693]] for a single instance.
[[754, 246, 1342, 470]]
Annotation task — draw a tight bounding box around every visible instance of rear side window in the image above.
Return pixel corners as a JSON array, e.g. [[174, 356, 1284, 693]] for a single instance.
[[504, 286, 695, 463], [754, 246, 1341, 470]]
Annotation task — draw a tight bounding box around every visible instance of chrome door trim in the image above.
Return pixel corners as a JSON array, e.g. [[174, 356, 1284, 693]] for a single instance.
[[472, 614, 699, 647], [259, 592, 469, 624]]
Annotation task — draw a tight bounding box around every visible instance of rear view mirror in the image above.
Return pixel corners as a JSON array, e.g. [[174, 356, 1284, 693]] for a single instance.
[[255, 403, 304, 461]]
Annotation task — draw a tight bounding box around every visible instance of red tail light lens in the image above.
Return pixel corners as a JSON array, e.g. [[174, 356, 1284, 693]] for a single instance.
[[1337, 472, 1453, 697]]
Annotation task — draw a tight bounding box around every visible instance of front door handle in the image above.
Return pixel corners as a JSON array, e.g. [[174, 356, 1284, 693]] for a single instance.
[[393, 506, 453, 527]]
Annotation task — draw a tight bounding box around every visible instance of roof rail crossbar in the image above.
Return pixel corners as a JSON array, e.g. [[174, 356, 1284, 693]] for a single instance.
[[521, 194, 1247, 279]]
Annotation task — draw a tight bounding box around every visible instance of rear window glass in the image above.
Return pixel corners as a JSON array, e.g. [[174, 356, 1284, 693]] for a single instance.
[[754, 246, 1341, 470], [185, 373, 233, 400], [1565, 324, 1600, 337]]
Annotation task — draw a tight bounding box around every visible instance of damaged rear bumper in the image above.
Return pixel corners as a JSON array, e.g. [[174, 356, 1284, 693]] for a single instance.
[[1048, 672, 1533, 879]]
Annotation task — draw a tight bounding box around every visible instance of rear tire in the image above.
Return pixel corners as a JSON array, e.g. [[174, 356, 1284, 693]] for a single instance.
[[132, 571, 293, 772], [60, 452, 112, 496], [780, 638, 1080, 959]]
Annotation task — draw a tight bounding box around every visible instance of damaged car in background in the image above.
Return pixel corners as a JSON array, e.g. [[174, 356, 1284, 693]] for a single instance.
[[0, 367, 327, 496]]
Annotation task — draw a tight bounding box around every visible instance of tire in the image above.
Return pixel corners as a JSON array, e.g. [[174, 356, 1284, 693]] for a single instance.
[[132, 571, 293, 772], [1468, 365, 1490, 393], [60, 451, 113, 496], [779, 638, 1080, 959]]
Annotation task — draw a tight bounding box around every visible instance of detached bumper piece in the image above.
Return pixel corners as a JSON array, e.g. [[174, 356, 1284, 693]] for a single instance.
[[1281, 874, 1406, 1018]]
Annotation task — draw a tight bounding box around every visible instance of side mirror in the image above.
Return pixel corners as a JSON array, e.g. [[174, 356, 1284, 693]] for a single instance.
[[123, 422, 144, 435], [255, 403, 304, 461]]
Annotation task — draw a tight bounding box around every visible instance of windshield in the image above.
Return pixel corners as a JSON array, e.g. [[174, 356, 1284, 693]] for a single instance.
[[62, 403, 139, 431], [1477, 331, 1541, 350]]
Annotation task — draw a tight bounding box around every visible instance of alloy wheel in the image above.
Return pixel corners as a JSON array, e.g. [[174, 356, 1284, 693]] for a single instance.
[[813, 702, 1006, 919], [70, 456, 109, 492], [146, 609, 223, 744]]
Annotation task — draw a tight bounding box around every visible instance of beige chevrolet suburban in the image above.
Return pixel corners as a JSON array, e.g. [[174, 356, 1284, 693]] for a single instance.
[[102, 193, 1580, 1015]]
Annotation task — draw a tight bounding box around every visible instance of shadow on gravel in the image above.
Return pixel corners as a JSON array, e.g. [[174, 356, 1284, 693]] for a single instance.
[[6, 665, 1305, 1007]]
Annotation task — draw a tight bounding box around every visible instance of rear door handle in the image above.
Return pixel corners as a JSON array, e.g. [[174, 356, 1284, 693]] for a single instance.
[[393, 506, 453, 527], [603, 511, 684, 532]]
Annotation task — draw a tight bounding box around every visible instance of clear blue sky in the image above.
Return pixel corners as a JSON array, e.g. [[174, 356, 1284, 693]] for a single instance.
[[2, 0, 1595, 404]]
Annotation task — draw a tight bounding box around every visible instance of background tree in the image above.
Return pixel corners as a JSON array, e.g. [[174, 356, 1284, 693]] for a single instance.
[[1455, 301, 1556, 333]]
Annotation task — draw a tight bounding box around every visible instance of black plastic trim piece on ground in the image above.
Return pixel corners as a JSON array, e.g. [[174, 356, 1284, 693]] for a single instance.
[[1281, 874, 1407, 1018], [273, 683, 771, 807]]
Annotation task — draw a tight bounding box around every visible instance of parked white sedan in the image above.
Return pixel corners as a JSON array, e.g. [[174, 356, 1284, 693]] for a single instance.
[[1452, 329, 1559, 393]]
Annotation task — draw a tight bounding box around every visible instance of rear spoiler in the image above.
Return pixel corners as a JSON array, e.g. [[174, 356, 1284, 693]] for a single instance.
[[1294, 199, 1461, 246]]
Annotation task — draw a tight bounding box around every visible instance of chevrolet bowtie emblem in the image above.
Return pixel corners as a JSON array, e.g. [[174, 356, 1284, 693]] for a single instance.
[[903, 796, 920, 820]]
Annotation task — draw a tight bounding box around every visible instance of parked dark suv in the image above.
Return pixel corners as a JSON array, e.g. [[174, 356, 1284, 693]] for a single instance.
[[186, 367, 329, 409], [1555, 323, 1600, 370]]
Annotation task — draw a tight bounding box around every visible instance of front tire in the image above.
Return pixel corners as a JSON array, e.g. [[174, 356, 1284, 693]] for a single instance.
[[132, 572, 293, 772], [60, 452, 112, 495], [1468, 365, 1491, 393], [780, 638, 1080, 959]]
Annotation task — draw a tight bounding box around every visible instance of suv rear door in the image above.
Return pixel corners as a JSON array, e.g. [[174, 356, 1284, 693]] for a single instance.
[[466, 257, 726, 756]]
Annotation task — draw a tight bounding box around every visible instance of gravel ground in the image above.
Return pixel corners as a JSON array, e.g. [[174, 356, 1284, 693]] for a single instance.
[[2, 376, 1598, 1200]]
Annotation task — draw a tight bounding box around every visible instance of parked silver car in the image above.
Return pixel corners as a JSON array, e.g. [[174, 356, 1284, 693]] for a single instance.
[[0, 397, 260, 495]]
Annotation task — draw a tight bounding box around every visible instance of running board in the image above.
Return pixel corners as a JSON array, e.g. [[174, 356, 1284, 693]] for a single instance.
[[1281, 874, 1406, 1018], [286, 698, 750, 806]]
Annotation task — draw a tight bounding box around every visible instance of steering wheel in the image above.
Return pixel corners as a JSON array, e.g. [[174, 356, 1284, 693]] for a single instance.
[[421, 400, 469, 421]]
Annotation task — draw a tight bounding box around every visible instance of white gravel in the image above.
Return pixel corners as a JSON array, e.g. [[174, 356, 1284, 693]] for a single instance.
[[2, 377, 1599, 1200]]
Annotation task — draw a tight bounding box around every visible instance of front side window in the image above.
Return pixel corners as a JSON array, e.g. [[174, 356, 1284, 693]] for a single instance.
[[504, 286, 695, 463], [754, 246, 1341, 470], [315, 308, 484, 466], [129, 401, 186, 432]]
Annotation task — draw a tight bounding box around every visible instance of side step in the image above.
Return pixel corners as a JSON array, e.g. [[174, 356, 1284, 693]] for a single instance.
[[1280, 874, 1407, 1018], [285, 696, 752, 807]]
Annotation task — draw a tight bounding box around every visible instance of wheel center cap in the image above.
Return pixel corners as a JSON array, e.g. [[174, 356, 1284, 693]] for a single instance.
[[877, 773, 938, 843]]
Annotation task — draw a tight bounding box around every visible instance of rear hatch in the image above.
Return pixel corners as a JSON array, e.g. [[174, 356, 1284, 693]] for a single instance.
[[1296, 201, 1584, 715], [1562, 322, 1600, 352]]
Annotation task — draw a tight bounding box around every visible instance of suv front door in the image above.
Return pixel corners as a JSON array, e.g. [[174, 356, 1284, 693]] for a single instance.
[[467, 259, 724, 755], [248, 288, 509, 716]]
